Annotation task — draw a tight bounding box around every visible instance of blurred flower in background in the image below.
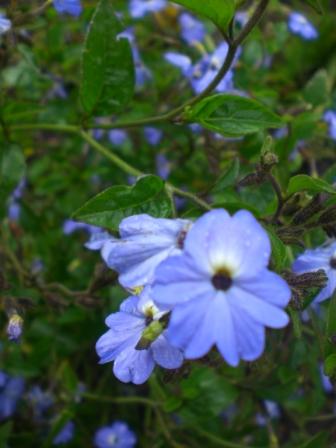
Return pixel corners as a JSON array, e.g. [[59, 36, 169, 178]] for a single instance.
[[0, 373, 25, 421], [94, 421, 136, 448], [288, 12, 318, 40], [53, 0, 82, 17]]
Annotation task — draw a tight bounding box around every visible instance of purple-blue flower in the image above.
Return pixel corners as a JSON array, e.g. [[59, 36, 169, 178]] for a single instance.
[[101, 214, 192, 288], [324, 110, 336, 140], [7, 178, 26, 222], [108, 130, 128, 146], [119, 29, 152, 88], [0, 14, 11, 35], [53, 0, 82, 16], [0, 373, 25, 420], [165, 42, 236, 94], [94, 421, 136, 448], [292, 242, 336, 303], [320, 364, 333, 393], [179, 12, 205, 45], [152, 209, 291, 366], [53, 421, 75, 445], [7, 314, 23, 342], [129, 0, 167, 18], [27, 385, 54, 420], [96, 289, 183, 384], [144, 127, 162, 146], [85, 231, 114, 251], [63, 219, 101, 236], [156, 153, 170, 180], [288, 12, 318, 40]]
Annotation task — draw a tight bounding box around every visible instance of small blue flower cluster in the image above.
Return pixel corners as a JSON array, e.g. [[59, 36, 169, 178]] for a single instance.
[[287, 12, 318, 40], [53, 0, 82, 17], [0, 371, 25, 421], [94, 421, 136, 448], [88, 209, 291, 384], [0, 14, 11, 35]]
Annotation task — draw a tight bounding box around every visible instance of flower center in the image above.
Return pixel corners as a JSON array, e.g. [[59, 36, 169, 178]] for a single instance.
[[212, 268, 232, 291], [330, 257, 336, 269]]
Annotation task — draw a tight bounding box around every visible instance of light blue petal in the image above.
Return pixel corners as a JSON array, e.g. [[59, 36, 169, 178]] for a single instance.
[[238, 270, 291, 307], [229, 286, 289, 329], [113, 346, 155, 384], [151, 335, 184, 368], [153, 255, 211, 307]]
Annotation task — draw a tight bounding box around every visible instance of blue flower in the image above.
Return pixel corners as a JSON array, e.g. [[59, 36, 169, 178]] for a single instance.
[[143, 127, 163, 146], [108, 130, 128, 146], [53, 421, 75, 445], [94, 421, 136, 448], [0, 373, 25, 420], [62, 219, 101, 236], [96, 289, 183, 384], [165, 42, 236, 94], [7, 178, 26, 222], [292, 242, 336, 303], [7, 314, 23, 342], [0, 15, 11, 35], [129, 0, 167, 18], [179, 12, 205, 45], [156, 153, 170, 180], [152, 209, 290, 366], [101, 214, 192, 289], [324, 110, 336, 140], [320, 364, 333, 393], [27, 386, 54, 420], [53, 0, 82, 16], [288, 12, 318, 40], [85, 231, 114, 251], [118, 29, 152, 88]]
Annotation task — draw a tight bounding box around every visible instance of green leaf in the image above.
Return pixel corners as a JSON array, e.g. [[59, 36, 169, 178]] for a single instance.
[[211, 158, 240, 193], [324, 354, 336, 378], [0, 143, 26, 217], [172, 0, 234, 29], [265, 225, 289, 271], [287, 175, 335, 195], [325, 293, 336, 359], [304, 0, 324, 14], [303, 70, 329, 106], [184, 94, 283, 137], [72, 175, 172, 231], [80, 0, 134, 116]]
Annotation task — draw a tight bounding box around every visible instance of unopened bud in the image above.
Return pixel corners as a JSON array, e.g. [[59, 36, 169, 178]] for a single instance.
[[319, 205, 336, 225], [7, 314, 23, 342], [284, 269, 327, 289], [238, 171, 265, 188], [260, 151, 278, 170], [292, 194, 323, 225]]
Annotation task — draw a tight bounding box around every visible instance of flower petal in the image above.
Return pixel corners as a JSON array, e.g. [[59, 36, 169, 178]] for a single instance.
[[113, 346, 155, 384], [151, 335, 184, 369], [153, 255, 211, 307], [230, 286, 289, 329]]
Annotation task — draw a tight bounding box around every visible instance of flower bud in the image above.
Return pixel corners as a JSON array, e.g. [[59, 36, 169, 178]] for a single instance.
[[7, 314, 23, 342], [291, 194, 323, 225]]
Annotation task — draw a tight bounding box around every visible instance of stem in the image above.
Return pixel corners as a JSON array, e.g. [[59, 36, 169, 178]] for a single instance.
[[80, 130, 142, 177], [268, 174, 284, 222], [235, 0, 269, 46], [193, 427, 256, 448], [83, 392, 159, 408]]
